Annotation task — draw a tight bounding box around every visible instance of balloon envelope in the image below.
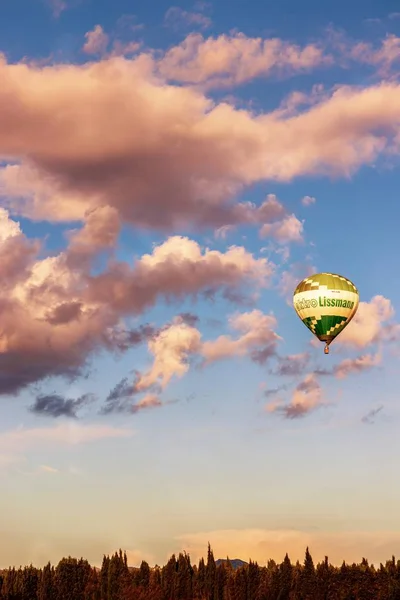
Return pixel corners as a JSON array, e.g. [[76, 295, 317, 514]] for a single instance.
[[293, 272, 359, 352]]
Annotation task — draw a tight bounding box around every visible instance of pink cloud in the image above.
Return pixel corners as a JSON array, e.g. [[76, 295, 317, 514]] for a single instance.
[[83, 25, 110, 56], [132, 394, 163, 413], [267, 373, 324, 418], [87, 236, 273, 314], [272, 84, 328, 120], [202, 309, 281, 364], [158, 33, 328, 88], [278, 262, 316, 305], [275, 352, 310, 376], [0, 55, 400, 232], [213, 194, 287, 238], [82, 19, 143, 59], [110, 41, 142, 57], [349, 34, 400, 76], [334, 353, 381, 379], [104, 309, 281, 411], [0, 210, 270, 395], [67, 205, 120, 267], [301, 195, 316, 206], [0, 422, 133, 452], [135, 318, 202, 392], [260, 214, 304, 243], [338, 296, 399, 349]]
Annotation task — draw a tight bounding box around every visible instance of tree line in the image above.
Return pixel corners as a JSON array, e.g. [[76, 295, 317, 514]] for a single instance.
[[1, 543, 400, 599]]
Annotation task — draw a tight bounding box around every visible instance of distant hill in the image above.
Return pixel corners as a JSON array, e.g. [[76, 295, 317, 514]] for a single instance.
[[215, 558, 248, 569]]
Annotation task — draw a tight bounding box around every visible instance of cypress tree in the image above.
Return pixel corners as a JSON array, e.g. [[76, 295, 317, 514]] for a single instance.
[[205, 544, 216, 600]]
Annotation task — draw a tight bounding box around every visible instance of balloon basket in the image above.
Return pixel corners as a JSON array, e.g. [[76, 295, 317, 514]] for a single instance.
[[324, 345, 329, 355]]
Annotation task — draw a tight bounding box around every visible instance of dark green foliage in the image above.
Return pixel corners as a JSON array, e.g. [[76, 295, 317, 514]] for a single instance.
[[2, 544, 400, 600]]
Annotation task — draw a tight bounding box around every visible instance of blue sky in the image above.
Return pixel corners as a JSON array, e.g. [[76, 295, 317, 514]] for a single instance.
[[0, 0, 400, 571]]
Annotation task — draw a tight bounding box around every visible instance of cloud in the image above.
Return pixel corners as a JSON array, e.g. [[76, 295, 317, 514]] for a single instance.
[[102, 377, 177, 415], [2, 54, 400, 232], [87, 236, 272, 314], [264, 385, 287, 397], [278, 262, 316, 304], [338, 296, 399, 349], [48, 0, 67, 18], [164, 7, 212, 31], [362, 405, 384, 424], [103, 309, 280, 413], [158, 32, 328, 88], [176, 527, 400, 567], [265, 353, 381, 419], [83, 25, 110, 56], [213, 195, 287, 239], [301, 195, 316, 206], [327, 28, 400, 77], [349, 34, 400, 76], [68, 205, 120, 254], [273, 84, 328, 119], [131, 393, 163, 413], [29, 392, 95, 418], [177, 312, 199, 327], [135, 318, 202, 393], [106, 15, 144, 57], [334, 353, 381, 379], [101, 315, 203, 413], [39, 464, 59, 473], [110, 41, 142, 57], [103, 324, 157, 354], [214, 225, 234, 239], [275, 352, 310, 376], [260, 214, 304, 243], [266, 373, 324, 418], [102, 378, 167, 414], [0, 210, 270, 395], [314, 352, 381, 380], [202, 310, 281, 365], [0, 422, 134, 467]]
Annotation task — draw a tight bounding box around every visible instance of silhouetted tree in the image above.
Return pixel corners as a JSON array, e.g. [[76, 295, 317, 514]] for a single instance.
[[4, 542, 400, 600]]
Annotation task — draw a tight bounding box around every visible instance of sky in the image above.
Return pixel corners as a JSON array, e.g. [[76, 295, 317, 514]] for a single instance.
[[0, 0, 400, 571]]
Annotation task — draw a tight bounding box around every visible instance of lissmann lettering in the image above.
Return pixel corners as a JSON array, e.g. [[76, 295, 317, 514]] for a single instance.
[[294, 297, 355, 311]]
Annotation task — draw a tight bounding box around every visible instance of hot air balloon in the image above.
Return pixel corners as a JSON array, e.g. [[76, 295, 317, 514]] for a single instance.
[[293, 273, 359, 354]]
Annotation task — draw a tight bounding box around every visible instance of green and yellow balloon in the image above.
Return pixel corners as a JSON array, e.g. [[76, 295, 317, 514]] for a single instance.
[[293, 273, 359, 354]]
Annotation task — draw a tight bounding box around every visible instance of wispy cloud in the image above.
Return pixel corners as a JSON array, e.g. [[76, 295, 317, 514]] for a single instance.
[[48, 0, 67, 18], [0, 423, 134, 450], [30, 393, 96, 419], [39, 464, 59, 473], [164, 6, 212, 31], [158, 32, 328, 88], [275, 352, 310, 376], [361, 405, 384, 424], [266, 373, 324, 418], [0, 423, 134, 470]]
